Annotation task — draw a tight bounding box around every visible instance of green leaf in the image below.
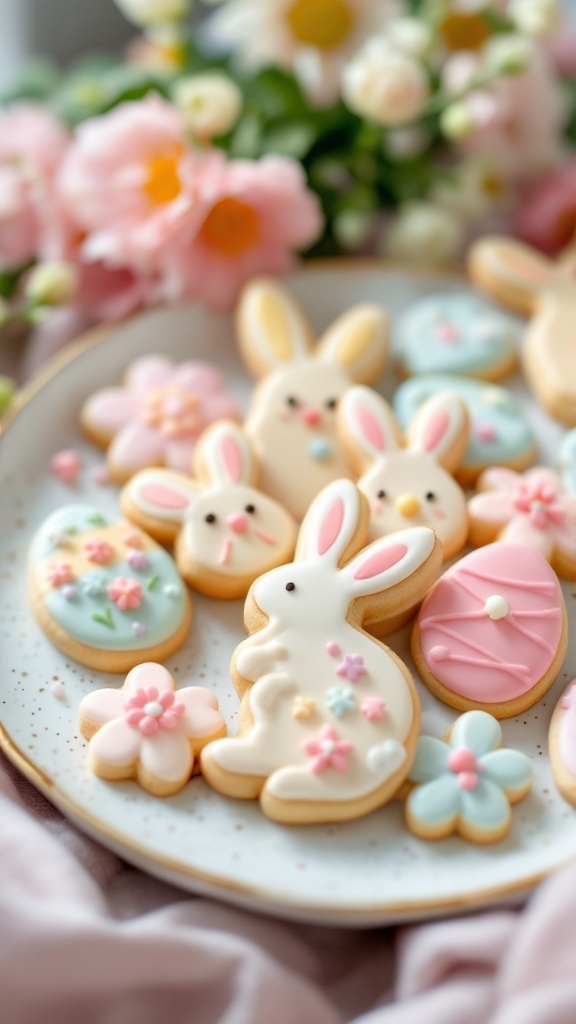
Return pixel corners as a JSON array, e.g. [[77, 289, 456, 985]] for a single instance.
[[146, 575, 159, 591], [86, 513, 107, 526], [92, 607, 115, 629], [262, 124, 317, 160]]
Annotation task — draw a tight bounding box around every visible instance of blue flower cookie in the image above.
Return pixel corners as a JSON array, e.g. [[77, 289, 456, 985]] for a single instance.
[[559, 429, 576, 495], [29, 504, 192, 672], [405, 711, 533, 844], [393, 375, 535, 487], [396, 293, 518, 381]]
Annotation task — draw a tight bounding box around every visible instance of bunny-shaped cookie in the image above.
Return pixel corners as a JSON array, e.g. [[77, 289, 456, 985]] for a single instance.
[[201, 479, 442, 824], [469, 236, 576, 425], [338, 387, 469, 560], [237, 277, 389, 520], [121, 420, 297, 599]]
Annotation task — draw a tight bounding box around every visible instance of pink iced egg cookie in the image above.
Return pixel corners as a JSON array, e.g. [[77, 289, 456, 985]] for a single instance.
[[549, 680, 576, 807], [80, 356, 241, 484], [412, 543, 567, 718]]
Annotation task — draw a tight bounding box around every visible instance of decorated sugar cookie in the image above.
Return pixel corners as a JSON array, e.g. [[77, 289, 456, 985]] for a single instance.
[[396, 293, 518, 381], [394, 375, 535, 487], [29, 505, 192, 672], [80, 356, 240, 484], [121, 420, 296, 599], [237, 277, 389, 520], [468, 467, 576, 580], [79, 663, 226, 797], [405, 711, 533, 844], [549, 680, 576, 807], [469, 236, 576, 425], [201, 479, 442, 825], [412, 543, 567, 718], [338, 387, 469, 560], [558, 429, 576, 495]]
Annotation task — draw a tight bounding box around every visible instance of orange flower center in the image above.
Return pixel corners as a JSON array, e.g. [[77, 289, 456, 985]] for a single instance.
[[286, 0, 354, 51], [198, 196, 260, 258], [440, 12, 490, 52], [143, 147, 183, 206]]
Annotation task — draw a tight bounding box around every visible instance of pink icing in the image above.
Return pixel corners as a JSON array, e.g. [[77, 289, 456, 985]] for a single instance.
[[361, 696, 386, 720], [448, 748, 483, 789], [418, 543, 563, 703], [85, 538, 114, 564], [421, 409, 450, 453], [124, 686, 184, 735], [474, 422, 498, 443], [47, 562, 75, 587], [302, 725, 353, 774], [221, 434, 243, 484], [511, 479, 565, 528], [326, 641, 340, 657], [108, 577, 143, 611], [140, 484, 190, 510], [50, 449, 82, 484], [317, 497, 344, 556], [559, 681, 576, 779], [354, 543, 408, 581], [336, 653, 367, 682], [356, 406, 385, 452]]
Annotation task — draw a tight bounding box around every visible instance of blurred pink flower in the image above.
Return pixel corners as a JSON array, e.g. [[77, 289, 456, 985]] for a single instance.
[[546, 27, 576, 78], [159, 150, 324, 309], [0, 104, 69, 270], [513, 161, 576, 257]]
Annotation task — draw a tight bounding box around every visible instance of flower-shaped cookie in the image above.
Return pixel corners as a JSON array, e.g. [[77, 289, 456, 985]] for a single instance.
[[405, 711, 532, 843], [79, 662, 226, 796], [80, 356, 240, 483], [468, 467, 576, 578]]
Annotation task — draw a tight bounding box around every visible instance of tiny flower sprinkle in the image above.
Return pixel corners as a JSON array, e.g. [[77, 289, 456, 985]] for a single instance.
[[122, 529, 144, 548], [108, 576, 143, 611], [124, 686, 185, 736], [302, 725, 353, 774], [326, 687, 357, 718], [84, 537, 114, 564], [336, 653, 367, 683], [361, 697, 386, 721], [47, 562, 75, 587], [126, 548, 150, 572], [132, 621, 148, 638], [50, 449, 82, 484], [292, 696, 316, 720]]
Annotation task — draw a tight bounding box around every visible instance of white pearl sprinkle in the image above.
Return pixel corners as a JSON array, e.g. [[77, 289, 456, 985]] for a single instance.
[[484, 595, 509, 620], [144, 701, 164, 718], [51, 682, 66, 702]]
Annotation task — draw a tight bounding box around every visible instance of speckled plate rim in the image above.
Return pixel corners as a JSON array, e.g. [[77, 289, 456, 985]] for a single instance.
[[0, 258, 571, 927]]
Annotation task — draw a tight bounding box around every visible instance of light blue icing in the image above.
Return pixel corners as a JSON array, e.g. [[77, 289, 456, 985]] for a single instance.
[[326, 687, 357, 717], [407, 711, 532, 836], [309, 437, 333, 461], [559, 429, 576, 495], [32, 505, 187, 651], [396, 293, 518, 376], [393, 375, 534, 471]]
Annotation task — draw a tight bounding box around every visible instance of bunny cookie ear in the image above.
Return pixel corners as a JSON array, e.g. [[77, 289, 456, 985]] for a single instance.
[[296, 479, 367, 566], [344, 526, 436, 600], [338, 385, 401, 474], [468, 236, 556, 317], [236, 277, 315, 380], [195, 420, 256, 487], [316, 304, 389, 383], [407, 392, 469, 474], [121, 469, 200, 542]]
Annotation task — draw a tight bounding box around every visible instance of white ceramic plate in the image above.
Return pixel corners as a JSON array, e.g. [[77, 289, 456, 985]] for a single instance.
[[1, 262, 574, 927]]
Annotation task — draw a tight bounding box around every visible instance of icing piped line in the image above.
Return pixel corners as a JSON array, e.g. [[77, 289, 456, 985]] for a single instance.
[[458, 566, 556, 592], [219, 537, 232, 566], [421, 622, 531, 684], [452, 568, 556, 657]]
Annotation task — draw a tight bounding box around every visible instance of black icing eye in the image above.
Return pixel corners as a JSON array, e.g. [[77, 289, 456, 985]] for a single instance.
[[285, 582, 296, 592], [286, 396, 299, 408], [245, 504, 256, 514], [377, 490, 387, 500], [425, 492, 436, 502], [325, 397, 337, 410], [205, 513, 217, 523]]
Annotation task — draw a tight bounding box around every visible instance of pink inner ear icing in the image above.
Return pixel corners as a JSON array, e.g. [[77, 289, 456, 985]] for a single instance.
[[421, 409, 450, 453], [354, 543, 408, 580], [356, 406, 385, 451], [318, 498, 345, 556], [140, 484, 189, 510], [221, 434, 243, 484]]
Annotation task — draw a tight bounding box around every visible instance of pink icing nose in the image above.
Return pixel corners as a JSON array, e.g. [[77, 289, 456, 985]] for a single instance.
[[228, 512, 248, 533], [300, 407, 321, 427]]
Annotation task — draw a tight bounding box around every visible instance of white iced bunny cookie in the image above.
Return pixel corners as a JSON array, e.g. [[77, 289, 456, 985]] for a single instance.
[[201, 479, 442, 825], [338, 387, 469, 560], [469, 236, 576, 425], [237, 277, 389, 520], [121, 420, 297, 599]]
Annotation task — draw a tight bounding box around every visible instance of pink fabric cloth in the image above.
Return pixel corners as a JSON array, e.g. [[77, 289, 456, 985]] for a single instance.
[[3, 326, 576, 1024]]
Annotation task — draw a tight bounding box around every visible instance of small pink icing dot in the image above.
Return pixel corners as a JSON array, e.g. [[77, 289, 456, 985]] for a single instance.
[[50, 449, 83, 484], [91, 465, 111, 486], [126, 548, 150, 572], [361, 697, 386, 721], [474, 421, 497, 443], [430, 645, 450, 663], [326, 641, 340, 657], [458, 771, 479, 790], [448, 747, 476, 773], [122, 530, 143, 549]]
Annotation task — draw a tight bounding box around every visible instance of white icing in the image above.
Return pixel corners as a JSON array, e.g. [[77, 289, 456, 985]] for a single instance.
[[200, 421, 253, 487], [484, 595, 509, 620]]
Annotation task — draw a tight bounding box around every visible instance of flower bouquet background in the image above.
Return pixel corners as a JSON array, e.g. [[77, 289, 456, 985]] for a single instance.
[[0, 0, 575, 392]]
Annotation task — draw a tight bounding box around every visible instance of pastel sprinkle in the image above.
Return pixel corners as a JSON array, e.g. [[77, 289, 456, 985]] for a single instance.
[[51, 682, 66, 702], [126, 548, 150, 572], [309, 438, 333, 461], [91, 465, 111, 486], [146, 574, 159, 591], [336, 653, 367, 683], [61, 585, 77, 602], [326, 641, 340, 657], [164, 583, 180, 598], [474, 421, 498, 443], [122, 529, 143, 549], [132, 621, 148, 638], [50, 449, 82, 484], [361, 697, 386, 721]]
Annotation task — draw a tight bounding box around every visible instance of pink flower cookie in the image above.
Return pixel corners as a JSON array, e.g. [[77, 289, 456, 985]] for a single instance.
[[549, 680, 576, 808], [468, 467, 576, 580], [412, 543, 567, 718], [80, 356, 240, 484], [79, 663, 226, 797]]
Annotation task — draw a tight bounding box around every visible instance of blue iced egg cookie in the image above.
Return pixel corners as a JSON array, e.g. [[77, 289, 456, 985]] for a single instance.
[[393, 376, 535, 487], [396, 293, 518, 381], [559, 429, 576, 495], [29, 505, 192, 672]]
